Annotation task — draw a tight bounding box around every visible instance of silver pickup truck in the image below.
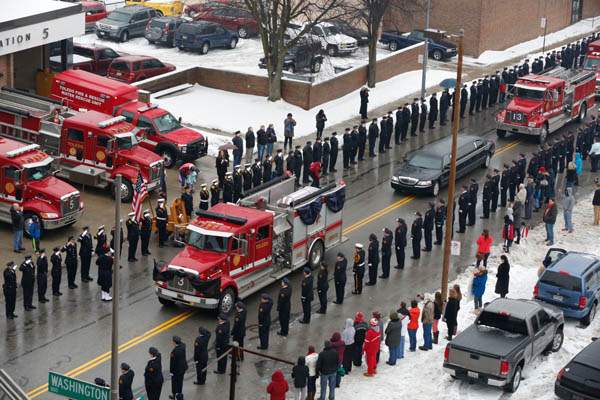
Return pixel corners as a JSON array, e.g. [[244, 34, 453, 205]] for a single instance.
[[443, 298, 564, 393]]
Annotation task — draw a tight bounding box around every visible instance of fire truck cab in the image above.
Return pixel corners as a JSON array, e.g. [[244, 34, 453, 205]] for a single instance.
[[154, 177, 346, 314], [0, 138, 83, 231], [582, 39, 600, 96], [496, 67, 596, 144]]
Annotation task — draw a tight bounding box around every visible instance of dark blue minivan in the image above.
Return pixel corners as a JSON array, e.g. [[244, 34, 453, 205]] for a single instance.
[[174, 21, 238, 54], [535, 248, 600, 326]]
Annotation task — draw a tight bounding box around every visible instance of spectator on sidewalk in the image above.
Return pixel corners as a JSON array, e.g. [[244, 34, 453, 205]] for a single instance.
[[10, 204, 24, 253], [291, 357, 309, 400], [232, 130, 243, 167], [433, 292, 443, 344], [363, 318, 381, 377], [419, 296, 434, 351], [330, 332, 345, 387], [593, 180, 600, 226], [543, 198, 558, 246], [256, 125, 267, 160], [475, 229, 493, 268], [267, 369, 289, 400], [385, 311, 402, 365], [284, 114, 296, 151], [397, 303, 409, 360], [316, 340, 338, 400], [502, 213, 515, 253], [444, 288, 460, 341], [562, 187, 575, 233], [407, 300, 420, 352], [352, 312, 368, 367], [341, 319, 355, 374], [245, 127, 255, 163], [316, 109, 327, 140], [495, 255, 510, 298], [267, 123, 277, 157], [471, 266, 488, 310], [305, 346, 318, 400]]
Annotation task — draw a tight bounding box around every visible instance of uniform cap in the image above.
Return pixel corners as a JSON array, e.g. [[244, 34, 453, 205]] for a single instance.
[[303, 267, 311, 274], [121, 362, 130, 371], [282, 277, 290, 285], [98, 225, 105, 230], [217, 313, 228, 321], [201, 184, 207, 188], [355, 243, 363, 249], [6, 261, 14, 267], [149, 347, 159, 356], [172, 335, 182, 344], [53, 247, 60, 252], [128, 212, 135, 217], [158, 198, 165, 203], [143, 210, 150, 216], [212, 179, 218, 184]]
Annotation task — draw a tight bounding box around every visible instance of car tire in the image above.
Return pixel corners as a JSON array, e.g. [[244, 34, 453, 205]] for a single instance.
[[237, 26, 248, 39], [147, 39, 155, 44], [582, 302, 597, 326], [155, 11, 164, 17], [158, 297, 175, 307], [432, 181, 440, 197], [538, 123, 549, 144], [311, 60, 321, 73], [327, 45, 338, 57], [308, 240, 324, 270], [432, 49, 443, 61], [115, 178, 134, 203], [389, 41, 398, 51], [229, 38, 238, 49], [576, 102, 587, 122], [120, 30, 129, 42], [549, 328, 564, 352], [200, 42, 209, 55], [159, 147, 177, 169], [496, 129, 506, 139], [504, 364, 522, 393], [218, 287, 236, 315]]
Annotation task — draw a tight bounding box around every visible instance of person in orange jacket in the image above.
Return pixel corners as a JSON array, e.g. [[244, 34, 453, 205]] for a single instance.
[[363, 318, 381, 377], [266, 369, 289, 400], [407, 300, 420, 351]]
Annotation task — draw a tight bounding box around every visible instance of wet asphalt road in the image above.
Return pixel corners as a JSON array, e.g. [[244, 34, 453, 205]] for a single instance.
[[1, 99, 598, 400]]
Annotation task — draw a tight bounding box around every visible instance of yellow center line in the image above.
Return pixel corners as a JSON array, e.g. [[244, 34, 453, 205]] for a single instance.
[[27, 138, 524, 398]]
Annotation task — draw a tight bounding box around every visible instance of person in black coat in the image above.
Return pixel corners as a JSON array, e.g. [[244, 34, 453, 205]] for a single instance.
[[257, 293, 273, 349], [410, 212, 423, 259], [467, 178, 479, 226], [36, 249, 49, 303], [119, 363, 134, 400], [380, 228, 393, 278], [262, 157, 272, 183], [367, 120, 378, 158], [215, 150, 229, 187], [444, 289, 460, 341], [394, 106, 403, 144], [460, 84, 468, 118], [19, 256, 35, 311], [457, 186, 469, 233], [231, 302, 246, 361], [410, 98, 419, 136], [333, 253, 347, 304], [329, 132, 338, 173], [469, 82, 477, 115], [359, 87, 369, 119], [481, 175, 493, 219], [428, 93, 438, 129], [144, 347, 164, 400], [285, 151, 295, 176], [302, 142, 313, 184], [50, 247, 62, 296], [233, 166, 243, 201], [97, 249, 113, 301], [401, 103, 411, 141], [251, 160, 262, 188], [223, 172, 234, 202], [78, 226, 93, 282], [350, 126, 359, 162], [394, 218, 407, 269], [214, 314, 230, 374], [495, 255, 510, 298], [277, 279, 291, 336], [299, 268, 313, 324], [366, 233, 379, 285], [316, 109, 327, 139], [419, 99, 427, 132], [422, 203, 435, 252], [321, 138, 330, 175], [140, 211, 152, 256], [155, 199, 169, 247], [434, 200, 446, 245], [294, 145, 303, 185], [125, 213, 140, 263], [193, 327, 210, 385], [385, 111, 394, 148], [4, 262, 18, 319], [357, 122, 367, 161], [491, 169, 500, 212], [62, 236, 78, 289], [316, 263, 329, 314], [274, 149, 285, 177], [439, 89, 449, 125], [312, 138, 323, 163], [170, 336, 188, 399], [232, 131, 244, 167], [292, 356, 309, 396]]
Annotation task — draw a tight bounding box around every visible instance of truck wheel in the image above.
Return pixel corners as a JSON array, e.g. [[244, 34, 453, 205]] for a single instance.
[[115, 179, 134, 203], [431, 181, 440, 197], [389, 41, 398, 51], [218, 287, 236, 315], [229, 38, 238, 49], [327, 45, 338, 57], [237, 26, 248, 39], [504, 365, 522, 393], [432, 49, 443, 61], [158, 297, 175, 307], [550, 328, 564, 352], [582, 302, 597, 326], [160, 148, 177, 168], [311, 60, 321, 73], [496, 129, 506, 139], [576, 102, 587, 122], [120, 30, 129, 42], [538, 124, 549, 144], [200, 42, 210, 55], [308, 240, 324, 270]]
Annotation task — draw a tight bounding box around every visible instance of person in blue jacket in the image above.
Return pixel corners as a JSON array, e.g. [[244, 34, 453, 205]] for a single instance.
[[28, 215, 41, 253], [471, 266, 488, 310]]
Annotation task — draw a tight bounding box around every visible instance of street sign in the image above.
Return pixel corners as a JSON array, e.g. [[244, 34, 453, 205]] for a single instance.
[[48, 372, 110, 400], [540, 17, 547, 28], [418, 54, 424, 64], [450, 240, 461, 256]]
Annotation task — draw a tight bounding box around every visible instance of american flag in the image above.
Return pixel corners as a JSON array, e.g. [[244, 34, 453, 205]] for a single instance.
[[131, 172, 148, 221]]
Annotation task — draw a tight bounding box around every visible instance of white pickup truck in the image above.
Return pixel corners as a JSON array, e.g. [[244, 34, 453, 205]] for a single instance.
[[286, 22, 358, 57]]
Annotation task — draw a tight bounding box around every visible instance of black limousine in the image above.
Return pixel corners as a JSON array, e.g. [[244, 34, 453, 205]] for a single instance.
[[391, 135, 495, 196]]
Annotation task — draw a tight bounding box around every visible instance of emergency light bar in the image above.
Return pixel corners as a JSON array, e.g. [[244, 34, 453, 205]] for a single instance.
[[519, 77, 551, 85], [98, 116, 126, 128], [138, 104, 159, 113], [6, 144, 40, 158]]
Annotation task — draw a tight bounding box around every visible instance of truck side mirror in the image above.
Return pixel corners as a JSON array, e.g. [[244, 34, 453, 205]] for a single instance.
[[15, 188, 22, 201], [178, 117, 182, 123], [107, 156, 113, 168]]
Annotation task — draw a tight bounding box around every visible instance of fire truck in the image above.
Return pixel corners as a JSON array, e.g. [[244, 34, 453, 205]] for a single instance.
[[0, 137, 83, 231], [583, 39, 600, 96], [0, 87, 163, 202], [496, 67, 596, 144], [154, 177, 346, 314]]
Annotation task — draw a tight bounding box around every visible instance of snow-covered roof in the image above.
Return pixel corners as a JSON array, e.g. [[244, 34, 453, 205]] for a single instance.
[[0, 0, 80, 26]]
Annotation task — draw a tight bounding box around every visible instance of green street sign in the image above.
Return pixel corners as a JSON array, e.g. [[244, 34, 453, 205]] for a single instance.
[[48, 372, 110, 400]]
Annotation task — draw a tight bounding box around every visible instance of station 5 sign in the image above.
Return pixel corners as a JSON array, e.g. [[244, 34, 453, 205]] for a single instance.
[[48, 372, 110, 400]]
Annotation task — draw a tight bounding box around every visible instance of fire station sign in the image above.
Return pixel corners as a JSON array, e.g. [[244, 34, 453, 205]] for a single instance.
[[48, 372, 109, 400]]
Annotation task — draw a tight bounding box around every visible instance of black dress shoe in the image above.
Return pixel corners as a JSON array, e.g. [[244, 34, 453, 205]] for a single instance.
[[299, 320, 310, 324], [316, 310, 325, 314], [410, 256, 419, 260], [69, 284, 78, 289], [213, 370, 225, 375], [276, 331, 287, 336], [193, 381, 204, 385], [422, 248, 431, 252], [365, 282, 375, 286], [257, 346, 267, 350]]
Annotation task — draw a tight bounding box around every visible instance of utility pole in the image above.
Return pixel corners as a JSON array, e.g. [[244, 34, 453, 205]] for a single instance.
[[541, 17, 548, 54], [441, 30, 464, 301], [110, 175, 122, 400], [420, 0, 432, 99]]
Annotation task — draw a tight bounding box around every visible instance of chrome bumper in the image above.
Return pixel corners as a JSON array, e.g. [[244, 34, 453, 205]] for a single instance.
[[155, 287, 219, 309], [443, 366, 507, 388], [497, 122, 542, 136], [44, 208, 84, 230]]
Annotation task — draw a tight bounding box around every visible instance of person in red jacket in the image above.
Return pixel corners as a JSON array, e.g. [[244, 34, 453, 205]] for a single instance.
[[362, 318, 381, 377], [475, 229, 494, 267], [502, 215, 515, 253], [266, 369, 289, 400], [309, 161, 321, 188]]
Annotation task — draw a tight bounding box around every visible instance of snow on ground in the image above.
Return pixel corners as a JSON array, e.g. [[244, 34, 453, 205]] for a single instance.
[[334, 191, 600, 400], [464, 16, 600, 66], [155, 68, 455, 139]]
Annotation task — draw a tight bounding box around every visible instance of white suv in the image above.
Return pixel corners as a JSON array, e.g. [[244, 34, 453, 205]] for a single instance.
[[297, 22, 357, 56]]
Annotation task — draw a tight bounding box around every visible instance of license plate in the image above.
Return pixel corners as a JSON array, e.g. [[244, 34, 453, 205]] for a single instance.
[[116, 72, 122, 76], [467, 371, 478, 379], [553, 294, 564, 301]]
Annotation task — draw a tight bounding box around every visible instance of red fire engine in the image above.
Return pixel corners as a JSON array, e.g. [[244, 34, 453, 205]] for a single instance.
[[496, 67, 596, 144], [0, 137, 83, 230], [583, 39, 600, 96], [154, 177, 346, 314], [0, 87, 163, 202]]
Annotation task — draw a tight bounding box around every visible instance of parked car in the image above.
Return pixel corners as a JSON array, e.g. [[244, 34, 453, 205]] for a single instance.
[[259, 38, 323, 73], [82, 1, 108, 32], [330, 21, 369, 46], [72, 44, 122, 75], [174, 21, 238, 54], [145, 16, 185, 46], [555, 338, 600, 400], [96, 5, 159, 42], [125, 0, 184, 16], [534, 248, 600, 326], [107, 55, 175, 82], [194, 6, 257, 38], [380, 29, 457, 60], [183, 0, 233, 19], [444, 298, 565, 393], [307, 22, 358, 56], [391, 134, 494, 196]]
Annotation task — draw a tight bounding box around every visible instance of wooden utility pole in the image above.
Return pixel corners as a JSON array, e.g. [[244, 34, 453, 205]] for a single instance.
[[441, 30, 464, 301], [111, 175, 122, 400]]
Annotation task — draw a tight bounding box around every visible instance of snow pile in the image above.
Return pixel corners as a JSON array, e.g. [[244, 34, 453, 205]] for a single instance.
[[465, 16, 600, 66], [154, 69, 455, 139], [335, 192, 600, 400]]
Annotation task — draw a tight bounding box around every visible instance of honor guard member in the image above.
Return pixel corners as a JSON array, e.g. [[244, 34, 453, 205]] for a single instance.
[[385, 111, 394, 148], [500, 164, 510, 207], [352, 243, 365, 294], [126, 212, 140, 262], [321, 138, 330, 174], [509, 160, 519, 201], [419, 98, 427, 133], [274, 149, 285, 177], [439, 89, 449, 125], [565, 132, 575, 163], [481, 174, 493, 219], [481, 76, 489, 110], [517, 153, 527, 183], [428, 93, 438, 129], [394, 218, 407, 269], [262, 156, 273, 183], [276, 278, 291, 336], [365, 233, 379, 286], [491, 168, 500, 212], [231, 302, 246, 361], [350, 124, 360, 161], [333, 253, 347, 304], [242, 164, 253, 192], [422, 203, 435, 252], [252, 159, 263, 187], [357, 122, 367, 161], [329, 131, 339, 172], [63, 236, 78, 289], [457, 186, 469, 233], [299, 268, 313, 324], [316, 263, 329, 313], [36, 249, 48, 303], [210, 179, 220, 206], [156, 199, 169, 247], [181, 185, 194, 218], [401, 103, 411, 141], [468, 178, 479, 226], [78, 226, 93, 282], [475, 79, 483, 112], [312, 138, 323, 164], [144, 347, 164, 400], [95, 225, 107, 256], [169, 336, 188, 400], [214, 314, 230, 374], [193, 327, 210, 385], [367, 121, 378, 158], [394, 106, 403, 144], [293, 146, 303, 184], [4, 261, 17, 319], [469, 82, 477, 115], [222, 172, 234, 203], [140, 210, 152, 256], [257, 293, 273, 349], [380, 228, 393, 278], [410, 212, 423, 259], [302, 142, 313, 184], [199, 184, 210, 211], [285, 151, 295, 175], [51, 247, 62, 296], [20, 255, 35, 310], [410, 98, 419, 136], [460, 84, 468, 118], [118, 363, 134, 400], [528, 151, 539, 180], [434, 200, 446, 245], [233, 166, 243, 202]]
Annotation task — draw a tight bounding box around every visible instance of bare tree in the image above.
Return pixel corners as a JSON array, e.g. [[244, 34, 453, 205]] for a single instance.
[[243, 0, 343, 101]]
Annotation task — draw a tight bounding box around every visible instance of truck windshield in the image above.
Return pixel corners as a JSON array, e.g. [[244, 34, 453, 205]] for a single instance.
[[25, 164, 52, 181], [116, 133, 140, 150], [540, 270, 582, 291], [476, 311, 528, 336], [408, 153, 442, 169], [583, 58, 600, 70], [515, 86, 545, 101], [186, 229, 228, 252], [108, 11, 131, 22], [153, 113, 181, 134]]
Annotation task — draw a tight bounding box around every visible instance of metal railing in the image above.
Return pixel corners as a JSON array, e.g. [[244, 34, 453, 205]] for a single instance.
[[0, 369, 29, 400]]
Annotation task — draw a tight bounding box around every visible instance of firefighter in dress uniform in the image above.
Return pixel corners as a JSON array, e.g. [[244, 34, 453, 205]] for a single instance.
[[156, 199, 169, 247], [126, 212, 139, 262], [140, 210, 152, 256], [3, 261, 17, 319], [352, 243, 365, 295], [210, 179, 220, 207], [78, 226, 93, 282], [199, 184, 210, 211], [299, 268, 313, 324]]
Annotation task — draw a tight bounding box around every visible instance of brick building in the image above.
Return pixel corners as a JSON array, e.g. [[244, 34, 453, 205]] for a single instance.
[[384, 0, 600, 57]]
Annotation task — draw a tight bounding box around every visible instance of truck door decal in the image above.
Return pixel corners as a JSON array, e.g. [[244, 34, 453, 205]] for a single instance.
[[1, 166, 19, 201]]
